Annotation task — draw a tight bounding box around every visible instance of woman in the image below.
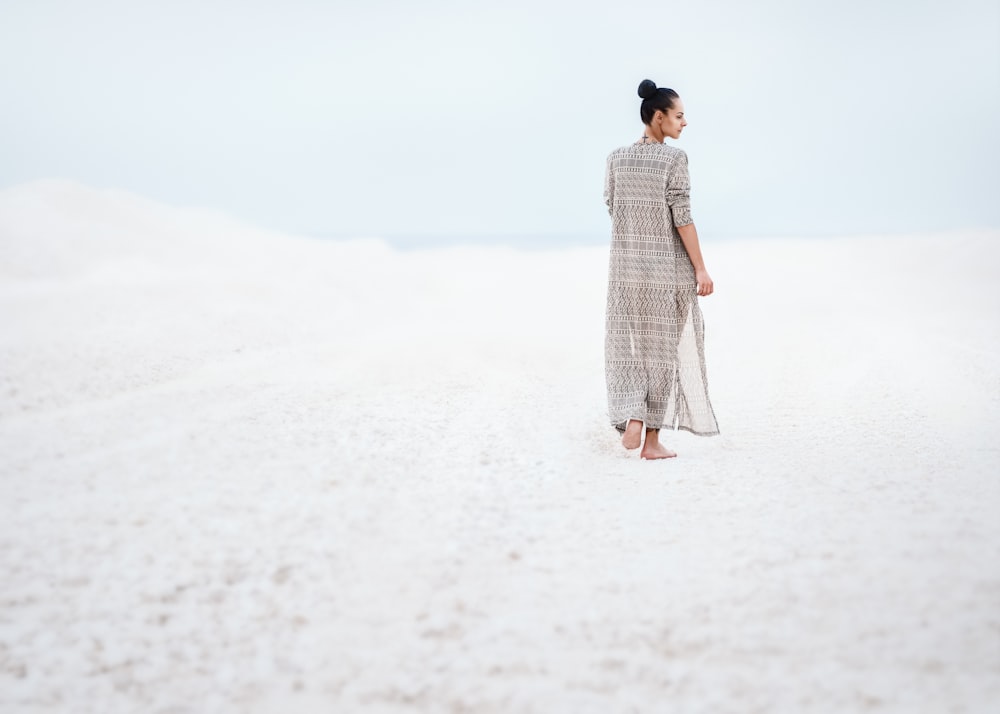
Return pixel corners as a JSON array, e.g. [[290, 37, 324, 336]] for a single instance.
[[603, 78, 720, 459]]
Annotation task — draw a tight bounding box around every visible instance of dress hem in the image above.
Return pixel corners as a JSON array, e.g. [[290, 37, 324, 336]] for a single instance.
[[613, 421, 720, 438]]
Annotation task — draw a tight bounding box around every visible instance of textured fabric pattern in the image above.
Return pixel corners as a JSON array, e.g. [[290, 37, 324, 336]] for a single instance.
[[603, 142, 719, 436]]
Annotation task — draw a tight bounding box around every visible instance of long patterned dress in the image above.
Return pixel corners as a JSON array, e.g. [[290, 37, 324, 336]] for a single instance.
[[603, 142, 720, 436]]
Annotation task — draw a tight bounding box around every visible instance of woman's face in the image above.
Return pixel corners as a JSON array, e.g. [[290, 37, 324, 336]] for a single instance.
[[656, 99, 687, 140]]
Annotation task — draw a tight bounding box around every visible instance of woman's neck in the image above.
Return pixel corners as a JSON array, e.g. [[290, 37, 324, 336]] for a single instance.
[[639, 127, 664, 143]]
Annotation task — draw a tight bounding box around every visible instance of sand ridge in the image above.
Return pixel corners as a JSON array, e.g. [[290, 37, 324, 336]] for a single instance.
[[1, 181, 998, 713]]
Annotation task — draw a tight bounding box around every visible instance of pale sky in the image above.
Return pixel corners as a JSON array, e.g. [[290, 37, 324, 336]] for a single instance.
[[1, 0, 998, 243]]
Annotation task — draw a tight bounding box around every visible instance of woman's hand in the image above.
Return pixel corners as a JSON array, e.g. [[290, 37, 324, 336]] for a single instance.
[[696, 269, 714, 297]]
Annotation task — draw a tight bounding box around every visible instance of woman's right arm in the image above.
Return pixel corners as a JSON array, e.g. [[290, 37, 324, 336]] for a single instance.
[[677, 224, 714, 297], [667, 151, 713, 297]]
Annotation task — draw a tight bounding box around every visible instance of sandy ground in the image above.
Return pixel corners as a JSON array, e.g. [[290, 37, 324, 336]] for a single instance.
[[1, 180, 998, 713]]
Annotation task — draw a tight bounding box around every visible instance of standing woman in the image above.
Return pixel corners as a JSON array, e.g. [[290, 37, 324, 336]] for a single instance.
[[603, 78, 720, 459]]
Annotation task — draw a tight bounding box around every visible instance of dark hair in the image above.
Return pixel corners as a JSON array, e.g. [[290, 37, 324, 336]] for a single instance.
[[638, 79, 679, 125]]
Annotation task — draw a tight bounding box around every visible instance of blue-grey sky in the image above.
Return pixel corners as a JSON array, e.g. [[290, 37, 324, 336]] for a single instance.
[[1, 0, 998, 242]]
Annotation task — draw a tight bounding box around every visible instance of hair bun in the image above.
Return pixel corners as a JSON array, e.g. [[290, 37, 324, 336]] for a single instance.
[[637, 79, 658, 100]]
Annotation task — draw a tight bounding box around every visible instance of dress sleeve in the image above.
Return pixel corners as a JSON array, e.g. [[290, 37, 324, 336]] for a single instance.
[[666, 150, 693, 227], [603, 155, 615, 216]]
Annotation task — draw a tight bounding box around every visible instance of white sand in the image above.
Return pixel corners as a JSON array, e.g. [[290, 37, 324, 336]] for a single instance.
[[1, 180, 998, 713]]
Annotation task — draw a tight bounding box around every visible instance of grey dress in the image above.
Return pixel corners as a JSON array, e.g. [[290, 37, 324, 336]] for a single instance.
[[603, 141, 719, 436]]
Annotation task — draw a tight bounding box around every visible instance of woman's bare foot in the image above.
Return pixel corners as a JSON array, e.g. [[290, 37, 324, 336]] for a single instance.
[[641, 429, 677, 460], [621, 419, 643, 450]]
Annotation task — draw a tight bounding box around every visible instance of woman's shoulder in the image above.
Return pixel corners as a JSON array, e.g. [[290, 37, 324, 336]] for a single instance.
[[652, 143, 689, 170], [608, 142, 687, 161], [654, 143, 688, 162]]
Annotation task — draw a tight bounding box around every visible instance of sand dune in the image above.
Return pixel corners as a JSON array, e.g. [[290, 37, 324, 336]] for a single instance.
[[1, 180, 998, 713]]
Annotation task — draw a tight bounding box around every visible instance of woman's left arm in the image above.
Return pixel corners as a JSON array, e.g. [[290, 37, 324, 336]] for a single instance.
[[603, 155, 615, 215]]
